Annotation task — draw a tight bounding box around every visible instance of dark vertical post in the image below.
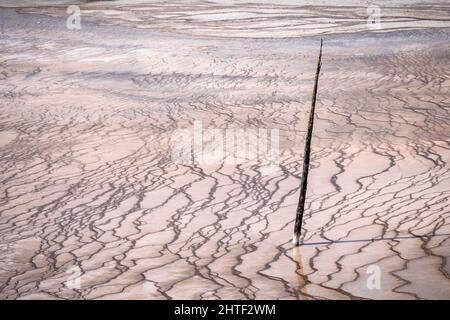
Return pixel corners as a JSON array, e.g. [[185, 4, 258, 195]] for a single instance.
[[293, 39, 323, 246]]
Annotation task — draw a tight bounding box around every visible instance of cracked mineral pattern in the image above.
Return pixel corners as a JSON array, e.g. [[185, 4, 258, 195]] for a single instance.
[[302, 31, 450, 299], [1, 1, 450, 299]]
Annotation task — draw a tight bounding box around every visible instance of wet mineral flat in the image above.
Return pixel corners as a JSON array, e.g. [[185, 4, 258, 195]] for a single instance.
[[0, 6, 318, 299], [300, 31, 450, 299], [0, 1, 449, 299]]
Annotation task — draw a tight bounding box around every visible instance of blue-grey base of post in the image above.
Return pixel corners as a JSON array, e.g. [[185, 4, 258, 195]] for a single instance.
[[292, 232, 301, 246]]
